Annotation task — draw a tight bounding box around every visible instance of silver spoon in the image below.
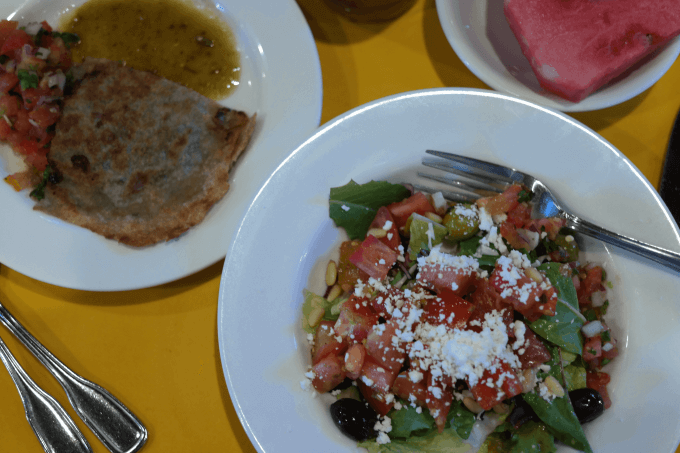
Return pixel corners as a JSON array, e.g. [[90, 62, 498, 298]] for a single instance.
[[0, 334, 92, 453], [0, 301, 148, 453]]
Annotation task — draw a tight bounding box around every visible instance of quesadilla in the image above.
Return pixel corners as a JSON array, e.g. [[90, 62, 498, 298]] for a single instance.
[[35, 57, 256, 247]]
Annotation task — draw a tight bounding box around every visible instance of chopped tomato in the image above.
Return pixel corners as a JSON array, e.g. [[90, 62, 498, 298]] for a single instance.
[[0, 93, 20, 117], [387, 192, 435, 229], [506, 203, 532, 228], [365, 320, 406, 374], [467, 278, 513, 333], [489, 262, 557, 322], [425, 374, 453, 433], [40, 20, 53, 33], [0, 118, 10, 139], [392, 371, 428, 406], [499, 221, 533, 251], [470, 359, 523, 410], [524, 217, 566, 241], [311, 321, 348, 366], [0, 20, 18, 49], [577, 265, 605, 306], [359, 356, 399, 394], [333, 295, 379, 343], [28, 105, 60, 128], [515, 327, 552, 369], [0, 73, 18, 93], [311, 354, 346, 394], [14, 108, 31, 134], [348, 234, 398, 281], [416, 260, 477, 296], [0, 28, 32, 56], [337, 240, 370, 292], [369, 206, 401, 251], [357, 378, 394, 416], [422, 288, 473, 330], [586, 371, 612, 409], [476, 184, 522, 216], [583, 336, 602, 362]]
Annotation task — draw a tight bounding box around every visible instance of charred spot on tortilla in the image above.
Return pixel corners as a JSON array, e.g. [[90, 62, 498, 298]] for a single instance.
[[34, 57, 256, 247]]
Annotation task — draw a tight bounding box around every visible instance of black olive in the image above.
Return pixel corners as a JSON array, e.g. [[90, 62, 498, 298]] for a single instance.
[[330, 398, 379, 441], [508, 396, 538, 429], [569, 388, 605, 424]]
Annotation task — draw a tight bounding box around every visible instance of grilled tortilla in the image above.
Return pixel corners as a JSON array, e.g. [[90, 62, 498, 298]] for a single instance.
[[34, 58, 256, 247]]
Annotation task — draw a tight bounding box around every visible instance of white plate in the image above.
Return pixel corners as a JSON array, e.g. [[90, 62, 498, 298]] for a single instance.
[[435, 0, 680, 112], [218, 88, 680, 453], [0, 0, 322, 291]]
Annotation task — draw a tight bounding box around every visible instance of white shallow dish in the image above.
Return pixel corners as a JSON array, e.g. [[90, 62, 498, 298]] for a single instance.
[[218, 88, 680, 452], [435, 0, 680, 112], [0, 0, 322, 291]]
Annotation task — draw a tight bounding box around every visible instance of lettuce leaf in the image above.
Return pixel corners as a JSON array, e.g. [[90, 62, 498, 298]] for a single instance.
[[530, 263, 584, 355], [358, 426, 470, 453], [329, 180, 410, 240], [523, 346, 592, 453]]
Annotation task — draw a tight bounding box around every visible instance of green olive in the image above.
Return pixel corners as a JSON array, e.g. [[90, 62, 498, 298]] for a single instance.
[[548, 234, 580, 262], [442, 204, 480, 241]]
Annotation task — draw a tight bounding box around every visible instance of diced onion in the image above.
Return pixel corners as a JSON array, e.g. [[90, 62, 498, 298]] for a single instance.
[[430, 192, 447, 215], [48, 72, 66, 90], [581, 320, 605, 338], [602, 342, 614, 352], [519, 228, 540, 251], [35, 47, 51, 60], [591, 290, 607, 307], [24, 22, 42, 35]]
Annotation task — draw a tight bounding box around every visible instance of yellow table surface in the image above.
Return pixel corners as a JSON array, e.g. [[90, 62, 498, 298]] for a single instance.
[[1, 0, 679, 451]]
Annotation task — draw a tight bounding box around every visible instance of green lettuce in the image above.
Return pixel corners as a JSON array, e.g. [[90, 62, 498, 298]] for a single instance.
[[329, 180, 410, 240]]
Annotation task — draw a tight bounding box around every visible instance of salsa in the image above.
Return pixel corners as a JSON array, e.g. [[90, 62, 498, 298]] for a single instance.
[[300, 181, 617, 452], [0, 20, 76, 195]]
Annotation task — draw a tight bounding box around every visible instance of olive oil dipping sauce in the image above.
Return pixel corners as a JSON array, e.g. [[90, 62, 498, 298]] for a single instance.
[[59, 0, 240, 100]]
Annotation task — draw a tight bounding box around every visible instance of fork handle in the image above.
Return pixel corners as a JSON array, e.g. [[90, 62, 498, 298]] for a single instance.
[[0, 302, 148, 453], [566, 216, 680, 272]]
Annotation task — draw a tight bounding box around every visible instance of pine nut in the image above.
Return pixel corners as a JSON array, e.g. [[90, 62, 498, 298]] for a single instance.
[[367, 228, 387, 238], [462, 397, 484, 414], [327, 284, 342, 302], [326, 260, 338, 286], [525, 267, 543, 283], [308, 306, 325, 328], [544, 376, 565, 398], [492, 403, 510, 414], [521, 368, 538, 393]]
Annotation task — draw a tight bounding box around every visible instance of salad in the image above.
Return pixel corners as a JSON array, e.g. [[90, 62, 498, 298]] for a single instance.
[[300, 180, 617, 452]]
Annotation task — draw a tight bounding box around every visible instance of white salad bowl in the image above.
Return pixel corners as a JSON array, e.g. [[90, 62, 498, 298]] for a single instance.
[[435, 0, 680, 112], [218, 88, 680, 452]]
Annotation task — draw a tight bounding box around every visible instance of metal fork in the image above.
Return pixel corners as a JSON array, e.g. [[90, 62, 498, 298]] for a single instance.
[[418, 149, 680, 273]]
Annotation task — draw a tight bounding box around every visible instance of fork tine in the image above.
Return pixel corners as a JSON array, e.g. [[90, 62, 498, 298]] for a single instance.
[[426, 149, 519, 184], [417, 171, 502, 195], [411, 183, 478, 203]]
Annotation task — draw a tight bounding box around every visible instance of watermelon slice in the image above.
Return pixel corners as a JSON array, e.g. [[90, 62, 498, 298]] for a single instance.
[[504, 0, 680, 102]]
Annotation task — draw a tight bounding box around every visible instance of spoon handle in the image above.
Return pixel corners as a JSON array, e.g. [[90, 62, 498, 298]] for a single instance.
[[0, 302, 147, 453], [0, 336, 92, 453]]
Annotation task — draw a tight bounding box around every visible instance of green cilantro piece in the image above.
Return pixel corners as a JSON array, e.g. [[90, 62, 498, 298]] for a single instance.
[[517, 189, 532, 203], [17, 69, 39, 90], [601, 330, 611, 342], [51, 31, 80, 48], [29, 166, 52, 200]]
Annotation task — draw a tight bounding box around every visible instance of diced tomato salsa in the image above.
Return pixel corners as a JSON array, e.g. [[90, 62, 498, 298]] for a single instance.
[[0, 19, 77, 193]]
